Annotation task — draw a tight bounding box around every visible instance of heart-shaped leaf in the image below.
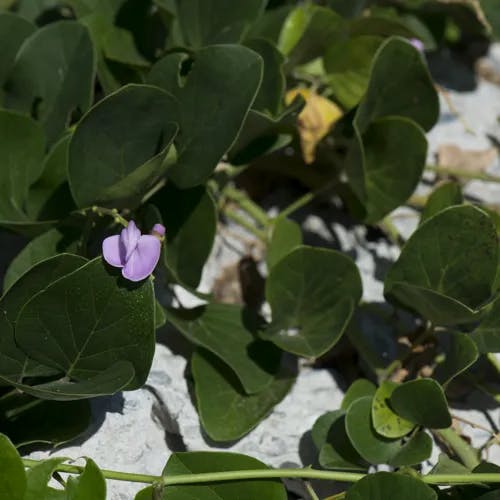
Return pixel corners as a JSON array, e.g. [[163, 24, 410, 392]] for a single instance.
[[192, 349, 294, 442], [264, 246, 362, 357], [390, 379, 452, 429], [148, 45, 263, 187], [372, 381, 415, 438], [4, 20, 95, 145], [355, 36, 438, 133], [385, 205, 498, 325], [15, 257, 155, 392], [68, 84, 178, 208], [160, 451, 287, 499], [345, 397, 432, 465], [345, 471, 437, 500], [345, 116, 427, 223], [167, 304, 281, 394]]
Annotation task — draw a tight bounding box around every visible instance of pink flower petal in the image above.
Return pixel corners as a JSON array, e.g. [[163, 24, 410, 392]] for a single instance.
[[122, 235, 161, 282], [102, 235, 126, 268], [120, 220, 141, 261]]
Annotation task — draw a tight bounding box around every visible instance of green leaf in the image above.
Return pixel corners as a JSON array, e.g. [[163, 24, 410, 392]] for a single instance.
[[167, 304, 281, 394], [66, 458, 106, 500], [385, 205, 498, 325], [328, 0, 367, 18], [15, 257, 155, 393], [285, 5, 345, 67], [471, 294, 500, 353], [264, 246, 362, 357], [174, 0, 266, 47], [4, 228, 78, 292], [341, 379, 376, 410], [0, 254, 87, 385], [266, 217, 302, 270], [25, 457, 68, 500], [278, 3, 312, 55], [68, 84, 178, 208], [155, 301, 166, 330], [152, 183, 216, 290], [148, 45, 263, 188], [324, 35, 383, 109], [345, 397, 432, 465], [245, 38, 285, 116], [0, 13, 35, 86], [372, 381, 415, 438], [0, 393, 91, 447], [161, 451, 287, 499], [346, 471, 437, 500], [430, 453, 471, 475], [349, 16, 420, 39], [420, 181, 463, 225], [192, 349, 294, 442], [319, 411, 367, 471], [0, 110, 45, 222], [390, 379, 452, 428], [4, 21, 95, 145], [434, 331, 478, 386], [0, 434, 26, 500], [345, 116, 427, 223], [355, 37, 439, 133], [26, 134, 75, 222], [311, 411, 340, 450]]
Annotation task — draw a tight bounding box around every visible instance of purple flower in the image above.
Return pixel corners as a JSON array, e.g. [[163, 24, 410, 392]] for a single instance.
[[102, 220, 165, 282]]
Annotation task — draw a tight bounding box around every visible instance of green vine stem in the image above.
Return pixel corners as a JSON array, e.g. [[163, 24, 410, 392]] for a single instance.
[[223, 186, 270, 228], [223, 208, 267, 242], [434, 427, 481, 470], [21, 459, 500, 486]]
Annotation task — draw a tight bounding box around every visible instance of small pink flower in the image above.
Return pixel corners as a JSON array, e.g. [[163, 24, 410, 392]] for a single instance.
[[409, 38, 425, 53], [102, 220, 165, 282]]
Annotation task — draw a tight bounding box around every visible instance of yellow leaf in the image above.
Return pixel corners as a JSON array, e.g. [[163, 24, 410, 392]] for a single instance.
[[286, 87, 343, 164]]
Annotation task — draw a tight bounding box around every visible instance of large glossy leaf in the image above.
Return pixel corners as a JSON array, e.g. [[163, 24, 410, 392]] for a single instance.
[[0, 393, 91, 447], [148, 45, 263, 188], [4, 228, 78, 292], [0, 254, 87, 385], [372, 381, 415, 438], [153, 183, 216, 289], [0, 434, 26, 500], [434, 331, 478, 386], [264, 246, 362, 357], [192, 349, 294, 442], [345, 116, 427, 223], [390, 379, 452, 429], [66, 458, 106, 500], [324, 35, 383, 109], [471, 294, 500, 353], [354, 37, 439, 133], [266, 217, 302, 270], [346, 471, 437, 500], [345, 397, 432, 465], [0, 110, 45, 222], [167, 304, 281, 394], [161, 451, 287, 499], [68, 84, 178, 208], [385, 205, 498, 325], [4, 21, 95, 145], [15, 257, 155, 391], [0, 12, 35, 86], [174, 0, 266, 47], [420, 181, 463, 225]]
